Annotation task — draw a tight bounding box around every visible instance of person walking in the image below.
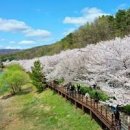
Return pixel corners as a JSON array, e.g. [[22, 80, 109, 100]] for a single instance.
[[77, 84, 81, 94], [114, 105, 121, 129]]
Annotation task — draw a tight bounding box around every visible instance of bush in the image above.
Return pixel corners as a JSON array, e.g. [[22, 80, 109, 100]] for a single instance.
[[121, 105, 130, 115], [0, 64, 30, 95], [76, 84, 109, 101], [6, 64, 24, 71], [0, 61, 4, 69], [54, 78, 64, 85]]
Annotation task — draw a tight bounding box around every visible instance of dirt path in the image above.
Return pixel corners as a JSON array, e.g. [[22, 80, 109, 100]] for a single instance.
[[0, 97, 17, 130], [0, 101, 4, 124]]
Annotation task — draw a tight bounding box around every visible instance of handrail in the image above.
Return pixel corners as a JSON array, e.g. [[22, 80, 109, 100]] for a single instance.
[[48, 82, 123, 130]]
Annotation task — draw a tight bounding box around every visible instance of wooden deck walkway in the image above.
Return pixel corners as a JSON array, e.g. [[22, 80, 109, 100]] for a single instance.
[[48, 82, 127, 130]]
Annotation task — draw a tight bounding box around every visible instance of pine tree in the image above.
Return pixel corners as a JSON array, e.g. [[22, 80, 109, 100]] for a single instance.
[[31, 60, 46, 92], [0, 61, 4, 69]]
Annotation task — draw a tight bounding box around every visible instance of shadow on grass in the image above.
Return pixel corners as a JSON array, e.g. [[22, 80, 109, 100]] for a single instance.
[[1, 87, 33, 99], [1, 93, 14, 99], [16, 87, 33, 96], [35, 87, 48, 94]]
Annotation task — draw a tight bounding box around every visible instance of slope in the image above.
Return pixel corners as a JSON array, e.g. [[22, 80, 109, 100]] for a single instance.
[[0, 89, 101, 130]]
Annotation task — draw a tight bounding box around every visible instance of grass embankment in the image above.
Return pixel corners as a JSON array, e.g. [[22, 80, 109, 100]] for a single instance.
[[0, 88, 101, 130], [0, 70, 8, 96]]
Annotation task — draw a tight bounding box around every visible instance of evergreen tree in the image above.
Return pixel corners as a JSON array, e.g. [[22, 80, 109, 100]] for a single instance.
[[0, 61, 4, 69], [31, 60, 46, 92]]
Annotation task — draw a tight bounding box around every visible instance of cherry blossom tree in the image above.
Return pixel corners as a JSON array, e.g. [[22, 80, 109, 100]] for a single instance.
[[6, 36, 130, 105]]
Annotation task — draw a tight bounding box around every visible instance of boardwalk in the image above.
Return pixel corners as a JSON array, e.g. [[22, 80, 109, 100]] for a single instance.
[[48, 82, 127, 130]]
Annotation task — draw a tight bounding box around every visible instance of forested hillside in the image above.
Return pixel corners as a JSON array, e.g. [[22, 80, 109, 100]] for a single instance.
[[1, 8, 130, 60]]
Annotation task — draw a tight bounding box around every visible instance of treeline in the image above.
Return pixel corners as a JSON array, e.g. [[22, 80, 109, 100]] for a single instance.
[[1, 8, 130, 60]]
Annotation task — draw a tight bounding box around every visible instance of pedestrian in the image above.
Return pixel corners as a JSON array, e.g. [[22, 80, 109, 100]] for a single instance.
[[93, 83, 97, 89], [77, 84, 80, 94], [113, 104, 121, 128], [95, 91, 99, 103]]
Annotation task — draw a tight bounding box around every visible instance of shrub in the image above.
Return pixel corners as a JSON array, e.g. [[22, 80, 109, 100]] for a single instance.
[[0, 64, 30, 95], [76, 84, 109, 101], [121, 105, 130, 115], [6, 64, 23, 71], [0, 61, 4, 69], [55, 78, 64, 85]]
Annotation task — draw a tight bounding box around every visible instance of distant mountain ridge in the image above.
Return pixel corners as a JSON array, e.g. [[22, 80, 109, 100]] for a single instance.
[[0, 49, 21, 55]]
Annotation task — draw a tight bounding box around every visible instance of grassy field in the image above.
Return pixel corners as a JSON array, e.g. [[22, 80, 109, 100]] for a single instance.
[[0, 87, 101, 130]]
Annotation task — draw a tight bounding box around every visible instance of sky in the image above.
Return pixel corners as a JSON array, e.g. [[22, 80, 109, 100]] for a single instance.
[[0, 0, 130, 49]]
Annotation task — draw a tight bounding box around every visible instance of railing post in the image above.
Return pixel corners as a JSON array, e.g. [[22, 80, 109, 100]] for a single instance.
[[106, 109, 107, 119], [79, 94, 81, 101], [111, 114, 114, 125], [97, 102, 98, 110], [101, 106, 102, 115], [75, 91, 77, 98], [86, 97, 88, 105], [90, 98, 92, 107], [82, 94, 83, 102]]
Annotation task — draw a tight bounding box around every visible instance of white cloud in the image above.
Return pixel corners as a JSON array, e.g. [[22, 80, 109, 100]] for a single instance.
[[4, 46, 22, 49], [18, 40, 35, 45], [25, 29, 51, 38], [63, 7, 109, 25], [0, 18, 51, 38], [0, 18, 28, 32]]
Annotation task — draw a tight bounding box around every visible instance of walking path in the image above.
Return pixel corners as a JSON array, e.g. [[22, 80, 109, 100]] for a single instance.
[[48, 81, 129, 130]]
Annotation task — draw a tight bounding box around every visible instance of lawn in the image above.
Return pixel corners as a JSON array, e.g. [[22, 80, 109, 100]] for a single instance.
[[0, 88, 101, 130]]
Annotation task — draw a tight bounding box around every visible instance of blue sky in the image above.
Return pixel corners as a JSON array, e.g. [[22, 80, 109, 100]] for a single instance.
[[0, 0, 130, 49]]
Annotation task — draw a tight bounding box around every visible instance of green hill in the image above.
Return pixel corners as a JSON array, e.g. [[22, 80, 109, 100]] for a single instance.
[[1, 8, 130, 60]]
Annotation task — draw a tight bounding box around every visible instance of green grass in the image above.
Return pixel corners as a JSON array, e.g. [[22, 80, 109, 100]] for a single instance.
[[0, 88, 101, 130], [0, 71, 9, 96]]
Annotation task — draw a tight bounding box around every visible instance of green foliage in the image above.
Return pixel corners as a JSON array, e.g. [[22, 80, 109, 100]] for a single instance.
[[77, 84, 109, 101], [121, 105, 130, 115], [30, 60, 46, 92], [6, 63, 24, 71], [54, 78, 64, 85], [0, 64, 30, 95], [0, 71, 8, 95], [0, 61, 4, 69]]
